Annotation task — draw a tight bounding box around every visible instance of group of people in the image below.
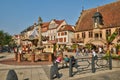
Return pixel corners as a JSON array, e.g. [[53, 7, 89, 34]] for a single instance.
[[55, 54, 76, 68], [75, 45, 104, 57]]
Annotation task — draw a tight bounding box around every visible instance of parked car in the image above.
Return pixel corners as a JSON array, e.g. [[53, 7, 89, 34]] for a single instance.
[[0, 46, 12, 53]]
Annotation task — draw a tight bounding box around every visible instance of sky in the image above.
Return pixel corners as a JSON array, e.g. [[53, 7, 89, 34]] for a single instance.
[[0, 0, 116, 35]]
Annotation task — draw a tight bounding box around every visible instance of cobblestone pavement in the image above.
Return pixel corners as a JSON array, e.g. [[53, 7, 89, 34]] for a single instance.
[[0, 52, 120, 80]]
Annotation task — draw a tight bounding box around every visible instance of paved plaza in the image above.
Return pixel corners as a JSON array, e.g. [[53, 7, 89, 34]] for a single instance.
[[0, 52, 120, 80]]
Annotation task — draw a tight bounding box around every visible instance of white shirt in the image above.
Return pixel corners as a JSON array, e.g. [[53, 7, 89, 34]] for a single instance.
[[92, 50, 96, 57]]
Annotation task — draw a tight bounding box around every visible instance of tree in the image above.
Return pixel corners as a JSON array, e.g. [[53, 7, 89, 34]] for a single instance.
[[106, 29, 118, 53], [0, 30, 12, 46], [106, 29, 118, 45]]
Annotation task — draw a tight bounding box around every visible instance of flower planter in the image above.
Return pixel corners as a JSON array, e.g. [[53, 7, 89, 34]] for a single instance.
[[112, 59, 120, 68]]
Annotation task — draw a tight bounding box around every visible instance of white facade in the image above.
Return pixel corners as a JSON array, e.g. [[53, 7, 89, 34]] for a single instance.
[[48, 19, 67, 41]]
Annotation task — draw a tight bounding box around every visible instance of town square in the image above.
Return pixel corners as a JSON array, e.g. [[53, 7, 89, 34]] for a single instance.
[[1, 0, 120, 80]]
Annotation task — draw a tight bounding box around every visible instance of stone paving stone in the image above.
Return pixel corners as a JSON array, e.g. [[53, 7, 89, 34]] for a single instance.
[[0, 70, 9, 80]]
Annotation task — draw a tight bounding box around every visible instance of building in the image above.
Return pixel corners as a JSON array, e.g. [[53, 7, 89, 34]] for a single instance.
[[57, 25, 75, 49], [20, 19, 68, 53], [47, 19, 67, 52], [74, 1, 120, 47]]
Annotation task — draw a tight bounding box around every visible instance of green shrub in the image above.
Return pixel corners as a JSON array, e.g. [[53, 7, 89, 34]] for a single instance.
[[102, 53, 120, 60]]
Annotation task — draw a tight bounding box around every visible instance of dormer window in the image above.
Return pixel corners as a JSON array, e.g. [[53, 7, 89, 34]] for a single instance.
[[92, 12, 103, 28]]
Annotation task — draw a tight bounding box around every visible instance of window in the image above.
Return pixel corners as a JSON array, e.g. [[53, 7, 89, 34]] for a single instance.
[[82, 32, 86, 38], [77, 34, 79, 39], [65, 32, 67, 35], [106, 29, 111, 36], [61, 32, 64, 36], [64, 37, 66, 42], [59, 38, 63, 42], [48, 46, 50, 48], [89, 31, 93, 38], [100, 32, 102, 38], [95, 33, 99, 38], [58, 32, 60, 36], [54, 36, 55, 40], [118, 28, 120, 35], [51, 36, 52, 40]]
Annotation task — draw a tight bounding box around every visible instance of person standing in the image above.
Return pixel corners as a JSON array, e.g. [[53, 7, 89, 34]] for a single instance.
[[92, 49, 98, 60], [75, 46, 79, 57]]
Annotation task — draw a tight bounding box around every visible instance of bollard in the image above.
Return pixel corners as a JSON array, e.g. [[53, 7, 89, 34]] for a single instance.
[[6, 69, 18, 80], [50, 62, 59, 80], [91, 55, 95, 73], [69, 58, 73, 77], [54, 62, 59, 78], [50, 65, 55, 80], [14, 53, 18, 61], [31, 53, 35, 63], [17, 53, 21, 62], [109, 52, 112, 70]]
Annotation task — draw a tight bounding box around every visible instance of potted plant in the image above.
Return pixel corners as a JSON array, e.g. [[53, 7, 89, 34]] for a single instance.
[[71, 44, 77, 52]]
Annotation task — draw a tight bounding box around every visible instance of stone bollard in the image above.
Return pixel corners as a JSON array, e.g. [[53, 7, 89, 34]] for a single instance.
[[17, 53, 21, 62], [50, 62, 60, 80], [6, 69, 18, 80], [14, 53, 18, 61]]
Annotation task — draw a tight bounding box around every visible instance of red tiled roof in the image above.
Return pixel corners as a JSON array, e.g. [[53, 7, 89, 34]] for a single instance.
[[75, 1, 120, 32], [54, 19, 64, 27], [54, 19, 64, 25], [58, 25, 75, 32], [41, 22, 50, 28], [41, 22, 50, 32]]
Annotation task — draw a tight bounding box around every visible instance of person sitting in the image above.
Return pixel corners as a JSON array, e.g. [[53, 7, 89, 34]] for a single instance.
[[62, 55, 69, 68], [56, 56, 62, 63]]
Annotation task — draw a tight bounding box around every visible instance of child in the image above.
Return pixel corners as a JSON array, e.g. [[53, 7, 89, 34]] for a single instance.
[[62, 55, 69, 68]]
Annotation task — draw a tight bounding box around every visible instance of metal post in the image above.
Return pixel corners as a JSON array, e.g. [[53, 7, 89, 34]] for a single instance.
[[55, 62, 60, 78], [50, 62, 59, 80], [109, 52, 112, 70], [69, 58, 73, 77], [91, 55, 95, 73]]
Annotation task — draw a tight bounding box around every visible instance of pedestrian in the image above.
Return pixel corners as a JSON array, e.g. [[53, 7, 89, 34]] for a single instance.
[[92, 49, 98, 60], [69, 55, 76, 66], [75, 46, 79, 57]]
